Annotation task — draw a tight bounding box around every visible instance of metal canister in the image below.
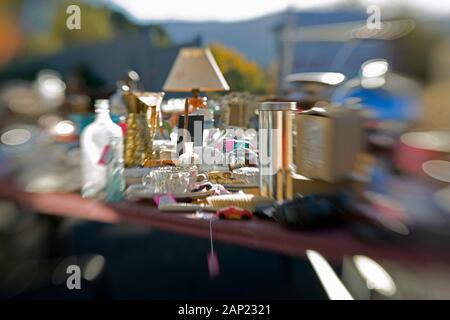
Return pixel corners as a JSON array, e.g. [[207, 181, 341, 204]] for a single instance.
[[258, 102, 296, 201]]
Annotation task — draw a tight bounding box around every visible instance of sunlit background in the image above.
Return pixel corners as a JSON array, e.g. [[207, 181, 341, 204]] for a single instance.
[[0, 0, 450, 300]]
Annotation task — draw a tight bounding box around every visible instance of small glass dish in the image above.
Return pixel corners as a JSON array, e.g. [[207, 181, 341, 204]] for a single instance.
[[231, 167, 259, 185], [142, 166, 192, 194]]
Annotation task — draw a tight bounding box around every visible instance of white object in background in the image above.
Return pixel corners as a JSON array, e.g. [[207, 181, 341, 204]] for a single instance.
[[80, 100, 124, 199], [34, 70, 66, 112], [306, 250, 354, 300], [353, 255, 396, 296], [109, 84, 128, 117]]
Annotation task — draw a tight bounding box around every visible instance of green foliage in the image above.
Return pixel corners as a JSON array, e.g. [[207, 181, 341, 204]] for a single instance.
[[24, 1, 172, 55], [25, 1, 112, 55], [209, 43, 267, 94], [148, 25, 173, 48]]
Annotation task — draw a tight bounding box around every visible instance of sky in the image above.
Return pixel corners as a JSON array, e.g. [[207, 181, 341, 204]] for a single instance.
[[105, 0, 450, 22]]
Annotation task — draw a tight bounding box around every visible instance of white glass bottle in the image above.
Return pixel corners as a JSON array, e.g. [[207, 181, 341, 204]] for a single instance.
[[80, 100, 125, 199]]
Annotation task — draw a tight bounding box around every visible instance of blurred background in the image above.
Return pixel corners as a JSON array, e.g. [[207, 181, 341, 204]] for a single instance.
[[0, 0, 450, 299]]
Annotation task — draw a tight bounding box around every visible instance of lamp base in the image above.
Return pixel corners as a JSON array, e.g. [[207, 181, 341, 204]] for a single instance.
[[188, 89, 208, 111]]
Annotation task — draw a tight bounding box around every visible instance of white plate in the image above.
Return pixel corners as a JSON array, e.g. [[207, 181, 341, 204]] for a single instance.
[[158, 203, 218, 212], [223, 184, 259, 189], [125, 184, 214, 200]]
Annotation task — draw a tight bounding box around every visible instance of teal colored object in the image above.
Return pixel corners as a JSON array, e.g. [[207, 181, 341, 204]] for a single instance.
[[106, 163, 125, 203], [105, 138, 125, 203], [70, 113, 123, 136]]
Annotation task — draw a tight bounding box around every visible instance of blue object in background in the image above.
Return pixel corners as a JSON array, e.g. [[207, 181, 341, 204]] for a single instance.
[[332, 60, 422, 122], [333, 86, 419, 121]]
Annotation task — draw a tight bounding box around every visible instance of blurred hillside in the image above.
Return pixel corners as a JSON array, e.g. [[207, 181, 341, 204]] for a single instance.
[[1, 0, 173, 59], [161, 9, 369, 67], [1, 0, 450, 94]]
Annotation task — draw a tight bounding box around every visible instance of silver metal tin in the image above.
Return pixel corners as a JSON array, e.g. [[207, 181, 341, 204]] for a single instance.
[[258, 101, 295, 201], [258, 101, 297, 111]]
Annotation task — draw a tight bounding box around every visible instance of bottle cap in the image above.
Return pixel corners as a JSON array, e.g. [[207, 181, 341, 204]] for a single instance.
[[94, 99, 110, 112]]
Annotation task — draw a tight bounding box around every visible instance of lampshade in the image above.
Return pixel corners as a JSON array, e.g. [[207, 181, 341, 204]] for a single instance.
[[163, 47, 230, 92]]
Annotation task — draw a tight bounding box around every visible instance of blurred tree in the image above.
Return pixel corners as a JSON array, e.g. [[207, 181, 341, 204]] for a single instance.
[[266, 60, 278, 95], [46, 1, 112, 53], [25, 1, 113, 55], [209, 43, 267, 94], [148, 24, 173, 47], [110, 11, 141, 33], [24, 1, 172, 54], [110, 12, 172, 47], [0, 0, 23, 65]]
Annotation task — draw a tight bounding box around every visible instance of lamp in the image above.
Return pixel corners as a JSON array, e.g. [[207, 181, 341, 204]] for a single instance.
[[163, 47, 229, 153], [163, 47, 229, 97]]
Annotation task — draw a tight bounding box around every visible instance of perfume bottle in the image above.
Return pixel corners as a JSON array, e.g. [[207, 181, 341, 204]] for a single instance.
[[80, 100, 125, 199]]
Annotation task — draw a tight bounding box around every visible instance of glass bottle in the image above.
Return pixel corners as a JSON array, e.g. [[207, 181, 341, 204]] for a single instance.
[[109, 82, 129, 133], [109, 82, 128, 119], [106, 137, 126, 202], [80, 100, 125, 199]]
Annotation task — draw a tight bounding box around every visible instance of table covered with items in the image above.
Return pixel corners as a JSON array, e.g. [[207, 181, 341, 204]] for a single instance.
[[1, 47, 450, 273]]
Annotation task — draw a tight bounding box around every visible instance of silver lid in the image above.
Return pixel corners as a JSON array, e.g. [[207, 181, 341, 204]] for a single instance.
[[258, 101, 296, 111]]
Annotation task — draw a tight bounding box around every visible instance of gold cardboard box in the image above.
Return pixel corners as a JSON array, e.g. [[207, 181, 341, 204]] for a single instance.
[[295, 107, 362, 183]]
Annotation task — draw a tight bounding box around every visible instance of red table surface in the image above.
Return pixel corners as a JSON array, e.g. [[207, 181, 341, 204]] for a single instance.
[[0, 180, 449, 267]]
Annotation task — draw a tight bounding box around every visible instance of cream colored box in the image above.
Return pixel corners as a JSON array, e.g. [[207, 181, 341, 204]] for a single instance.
[[292, 173, 349, 196], [295, 107, 362, 183]]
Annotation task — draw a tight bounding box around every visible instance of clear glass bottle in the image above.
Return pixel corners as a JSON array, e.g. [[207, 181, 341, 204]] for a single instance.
[[106, 136, 126, 202], [80, 100, 125, 200], [109, 82, 128, 118]]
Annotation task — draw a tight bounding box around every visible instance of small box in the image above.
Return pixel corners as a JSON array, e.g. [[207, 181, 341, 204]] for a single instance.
[[295, 107, 362, 183], [228, 103, 247, 127], [292, 173, 349, 196]]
